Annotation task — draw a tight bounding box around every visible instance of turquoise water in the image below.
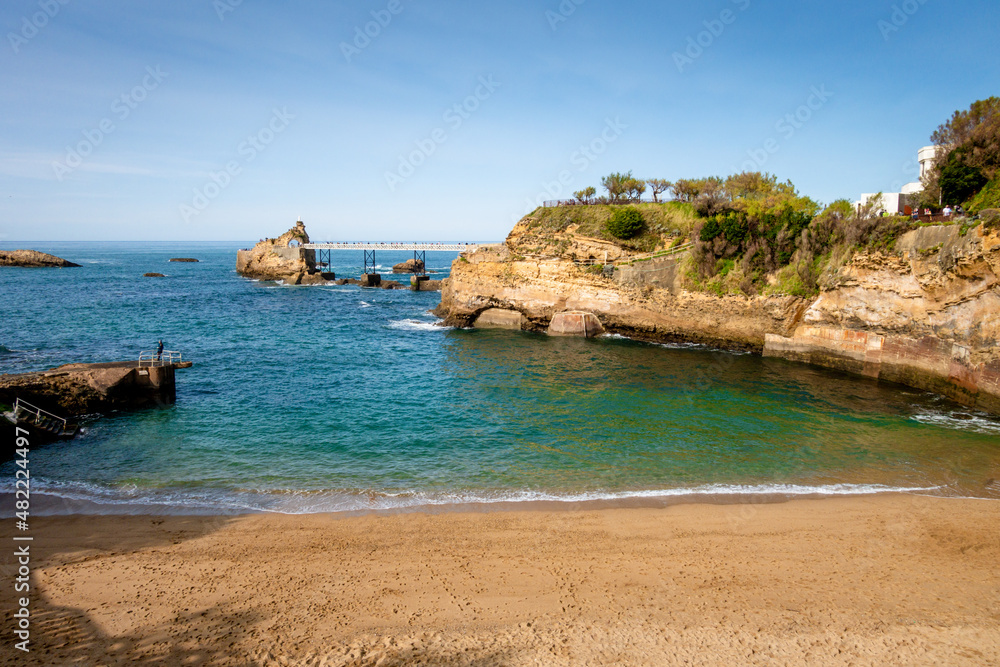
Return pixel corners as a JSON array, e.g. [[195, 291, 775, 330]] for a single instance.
[[2, 243, 1000, 514]]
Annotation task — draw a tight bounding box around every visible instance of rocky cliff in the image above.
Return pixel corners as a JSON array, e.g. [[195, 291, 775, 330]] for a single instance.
[[765, 223, 1000, 413], [436, 218, 808, 349], [436, 215, 1000, 413], [236, 221, 331, 284], [0, 250, 80, 268]]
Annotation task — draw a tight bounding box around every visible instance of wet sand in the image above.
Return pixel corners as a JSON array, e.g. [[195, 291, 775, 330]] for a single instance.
[[2, 494, 999, 666]]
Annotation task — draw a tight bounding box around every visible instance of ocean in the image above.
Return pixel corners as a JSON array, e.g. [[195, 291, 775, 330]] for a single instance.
[[3, 242, 999, 515]]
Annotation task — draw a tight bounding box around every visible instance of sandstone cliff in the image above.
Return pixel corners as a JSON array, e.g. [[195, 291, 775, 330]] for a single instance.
[[436, 215, 1000, 413], [766, 223, 1000, 413], [236, 221, 331, 284], [437, 217, 808, 350], [0, 250, 80, 268]]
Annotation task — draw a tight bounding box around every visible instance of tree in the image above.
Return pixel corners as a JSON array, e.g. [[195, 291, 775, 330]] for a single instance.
[[625, 177, 646, 202], [926, 97, 1000, 205], [939, 160, 988, 206], [646, 179, 672, 203], [931, 97, 1000, 152], [601, 171, 633, 203], [672, 178, 701, 202], [606, 207, 645, 239], [574, 186, 596, 204], [723, 172, 795, 200]]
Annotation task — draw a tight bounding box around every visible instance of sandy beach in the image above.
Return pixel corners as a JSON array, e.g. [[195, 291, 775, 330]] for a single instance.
[[2, 494, 999, 666]]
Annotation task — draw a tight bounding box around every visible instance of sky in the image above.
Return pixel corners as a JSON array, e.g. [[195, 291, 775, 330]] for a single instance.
[[1, 0, 998, 243]]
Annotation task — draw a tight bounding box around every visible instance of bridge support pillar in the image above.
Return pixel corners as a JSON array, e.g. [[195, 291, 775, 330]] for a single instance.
[[359, 273, 382, 288]]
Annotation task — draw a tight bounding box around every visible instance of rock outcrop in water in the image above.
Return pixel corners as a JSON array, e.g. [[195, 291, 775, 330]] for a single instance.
[[436, 215, 1000, 413], [393, 258, 425, 273], [237, 220, 334, 284], [0, 250, 80, 268]]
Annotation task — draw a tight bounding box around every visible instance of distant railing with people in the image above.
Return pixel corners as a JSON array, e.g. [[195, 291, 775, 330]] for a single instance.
[[543, 198, 673, 208], [302, 242, 479, 251], [139, 350, 183, 367]]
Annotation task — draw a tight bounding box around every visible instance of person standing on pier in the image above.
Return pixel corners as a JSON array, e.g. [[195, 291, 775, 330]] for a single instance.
[[156, 339, 164, 362]]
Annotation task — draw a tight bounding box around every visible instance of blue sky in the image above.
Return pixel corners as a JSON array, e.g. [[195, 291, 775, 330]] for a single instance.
[[1, 0, 997, 242]]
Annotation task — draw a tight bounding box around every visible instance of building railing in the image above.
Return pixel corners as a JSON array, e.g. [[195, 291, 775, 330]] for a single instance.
[[139, 350, 183, 367]]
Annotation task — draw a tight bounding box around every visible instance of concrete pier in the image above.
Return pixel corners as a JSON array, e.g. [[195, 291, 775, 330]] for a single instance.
[[0, 358, 195, 421]]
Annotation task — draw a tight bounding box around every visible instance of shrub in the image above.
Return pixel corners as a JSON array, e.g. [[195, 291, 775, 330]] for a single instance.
[[606, 207, 645, 239], [940, 159, 988, 206], [699, 216, 721, 242], [967, 176, 1000, 213]]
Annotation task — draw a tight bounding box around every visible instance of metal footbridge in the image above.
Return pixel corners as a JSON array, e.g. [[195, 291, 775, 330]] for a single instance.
[[302, 242, 480, 275]]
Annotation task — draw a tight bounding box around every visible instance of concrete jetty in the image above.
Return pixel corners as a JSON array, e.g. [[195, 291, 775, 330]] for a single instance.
[[0, 353, 194, 439]]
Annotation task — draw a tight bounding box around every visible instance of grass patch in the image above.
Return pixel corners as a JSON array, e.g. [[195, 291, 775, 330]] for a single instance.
[[527, 202, 698, 248]]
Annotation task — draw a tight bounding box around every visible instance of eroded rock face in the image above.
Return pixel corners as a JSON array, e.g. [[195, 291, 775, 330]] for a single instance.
[[236, 221, 318, 282], [437, 250, 805, 351], [0, 250, 80, 268], [765, 225, 1000, 412]]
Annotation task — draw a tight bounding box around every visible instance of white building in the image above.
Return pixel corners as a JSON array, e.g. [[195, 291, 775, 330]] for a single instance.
[[858, 145, 941, 215]]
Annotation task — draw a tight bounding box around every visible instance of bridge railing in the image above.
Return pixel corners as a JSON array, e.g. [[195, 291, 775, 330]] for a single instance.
[[139, 350, 183, 367]]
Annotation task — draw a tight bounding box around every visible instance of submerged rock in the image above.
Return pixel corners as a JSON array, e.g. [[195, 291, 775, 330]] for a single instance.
[[143, 273, 166, 278], [0, 250, 80, 268], [169, 258, 199, 263]]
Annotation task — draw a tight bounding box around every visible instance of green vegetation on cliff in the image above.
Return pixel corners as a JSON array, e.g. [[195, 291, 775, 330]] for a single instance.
[[526, 200, 698, 253], [515, 97, 997, 298], [921, 96, 1000, 209]]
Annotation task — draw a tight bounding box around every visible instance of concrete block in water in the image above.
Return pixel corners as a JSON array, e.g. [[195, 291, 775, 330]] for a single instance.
[[475, 308, 524, 330], [547, 311, 604, 338]]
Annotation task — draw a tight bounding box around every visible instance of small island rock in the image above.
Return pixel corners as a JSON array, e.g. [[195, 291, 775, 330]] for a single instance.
[[0, 250, 80, 268], [143, 273, 166, 278], [169, 258, 199, 263], [237, 221, 325, 283]]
